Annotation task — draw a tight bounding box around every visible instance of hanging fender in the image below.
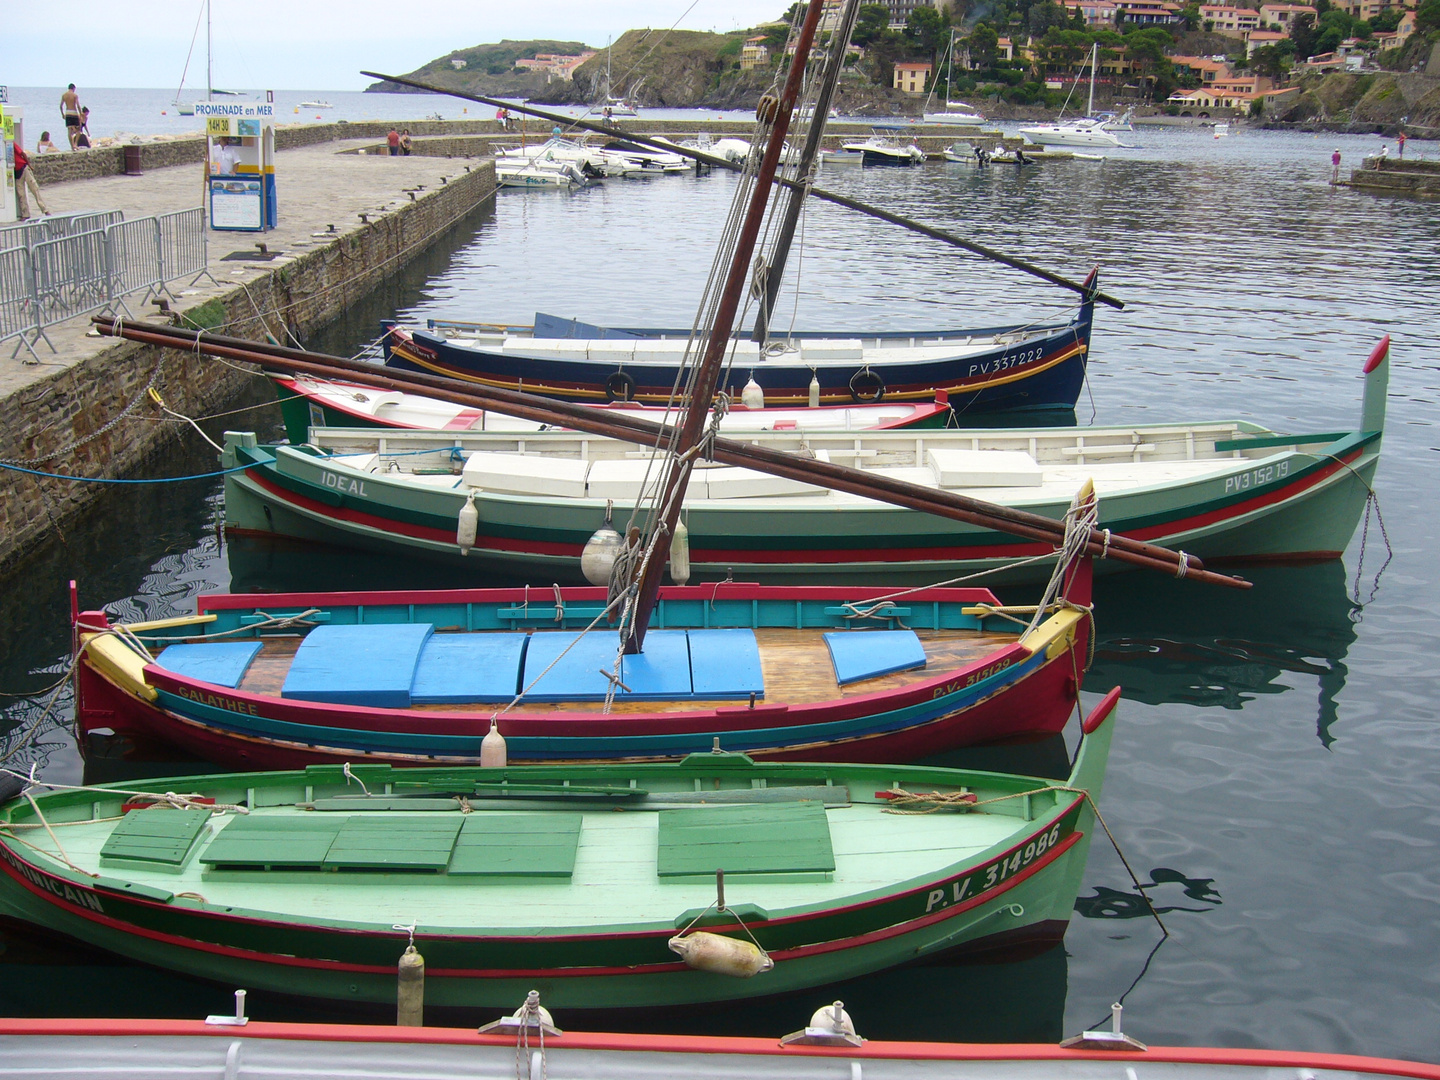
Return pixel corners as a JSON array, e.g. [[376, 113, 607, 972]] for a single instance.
[[605, 370, 637, 402], [849, 368, 884, 403]]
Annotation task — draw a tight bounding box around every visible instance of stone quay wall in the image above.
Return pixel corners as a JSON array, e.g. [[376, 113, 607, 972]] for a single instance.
[[0, 161, 496, 578]]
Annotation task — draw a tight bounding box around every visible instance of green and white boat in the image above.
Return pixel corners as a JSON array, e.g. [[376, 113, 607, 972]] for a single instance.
[[221, 338, 1388, 586], [0, 691, 1117, 1010]]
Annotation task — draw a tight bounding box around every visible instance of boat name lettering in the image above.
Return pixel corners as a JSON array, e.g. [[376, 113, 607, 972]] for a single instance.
[[174, 687, 259, 715], [0, 844, 105, 913], [967, 347, 1042, 378], [321, 472, 368, 497], [1224, 459, 1288, 495], [923, 822, 1064, 913], [933, 657, 1015, 698]]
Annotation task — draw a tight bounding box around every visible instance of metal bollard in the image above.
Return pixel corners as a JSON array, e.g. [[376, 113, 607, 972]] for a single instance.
[[397, 944, 425, 1026]]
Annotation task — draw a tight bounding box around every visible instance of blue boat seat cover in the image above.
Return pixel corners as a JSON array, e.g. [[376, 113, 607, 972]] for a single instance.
[[412, 633, 528, 704], [154, 642, 263, 688], [688, 629, 764, 699], [281, 624, 434, 708], [823, 629, 927, 685]]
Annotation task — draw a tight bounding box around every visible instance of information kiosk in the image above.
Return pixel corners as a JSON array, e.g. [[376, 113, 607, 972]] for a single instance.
[[198, 100, 277, 232]]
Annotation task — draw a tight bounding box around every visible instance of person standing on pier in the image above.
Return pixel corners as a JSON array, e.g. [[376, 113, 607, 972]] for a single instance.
[[399, 129, 412, 155], [12, 143, 50, 219], [60, 84, 82, 149], [1331, 147, 1341, 183], [1398, 132, 1407, 158], [386, 128, 400, 156]]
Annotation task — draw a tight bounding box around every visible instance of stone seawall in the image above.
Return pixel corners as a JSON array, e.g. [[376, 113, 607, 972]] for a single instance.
[[0, 161, 496, 579]]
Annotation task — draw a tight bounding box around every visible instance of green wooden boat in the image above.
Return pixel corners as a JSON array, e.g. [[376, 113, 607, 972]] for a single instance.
[[0, 691, 1117, 1010]]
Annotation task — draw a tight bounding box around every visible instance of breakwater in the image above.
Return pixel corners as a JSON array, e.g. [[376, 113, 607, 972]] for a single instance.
[[0, 141, 496, 579]]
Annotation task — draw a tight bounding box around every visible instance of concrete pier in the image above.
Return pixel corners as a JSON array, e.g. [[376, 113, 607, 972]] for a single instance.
[[0, 132, 497, 578]]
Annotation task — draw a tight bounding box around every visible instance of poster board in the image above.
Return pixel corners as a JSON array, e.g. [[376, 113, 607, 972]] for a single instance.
[[198, 101, 277, 231]]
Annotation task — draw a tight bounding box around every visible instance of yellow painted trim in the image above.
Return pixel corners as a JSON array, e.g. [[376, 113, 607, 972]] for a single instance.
[[80, 634, 159, 703], [113, 614, 217, 634], [1017, 607, 1083, 659]]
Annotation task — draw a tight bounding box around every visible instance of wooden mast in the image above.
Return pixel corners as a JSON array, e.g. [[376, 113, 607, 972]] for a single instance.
[[622, 0, 826, 654], [751, 0, 863, 342]]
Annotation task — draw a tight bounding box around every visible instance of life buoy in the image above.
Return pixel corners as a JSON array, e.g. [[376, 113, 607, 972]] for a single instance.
[[849, 369, 884, 403], [605, 370, 637, 402]]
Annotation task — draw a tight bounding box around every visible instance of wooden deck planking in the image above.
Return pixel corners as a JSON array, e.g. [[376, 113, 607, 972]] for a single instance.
[[229, 628, 1018, 713]]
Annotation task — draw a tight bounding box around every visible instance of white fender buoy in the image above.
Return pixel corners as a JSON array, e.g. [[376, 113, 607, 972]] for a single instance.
[[669, 519, 691, 585], [456, 492, 478, 555], [808, 372, 821, 408], [668, 931, 773, 977], [741, 376, 765, 410], [480, 719, 507, 768], [581, 502, 624, 586]]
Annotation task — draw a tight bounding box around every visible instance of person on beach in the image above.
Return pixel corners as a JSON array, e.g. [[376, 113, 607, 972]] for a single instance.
[[386, 128, 400, 156], [399, 129, 412, 156], [36, 131, 58, 154], [60, 84, 82, 149], [1398, 132, 1406, 158], [75, 108, 93, 150], [12, 143, 51, 218]]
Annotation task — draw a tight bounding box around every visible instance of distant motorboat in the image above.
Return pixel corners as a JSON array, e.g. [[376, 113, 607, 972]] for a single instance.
[[1212, 122, 1231, 137], [1018, 44, 1124, 149], [494, 157, 592, 190], [1017, 118, 1121, 149], [299, 100, 332, 109], [842, 131, 926, 166]]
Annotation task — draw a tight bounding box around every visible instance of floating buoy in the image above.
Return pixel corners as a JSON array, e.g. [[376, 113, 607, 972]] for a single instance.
[[456, 491, 478, 554], [741, 376, 764, 410], [670, 518, 690, 585], [808, 371, 820, 408], [397, 944, 425, 1026], [581, 501, 623, 586], [480, 718, 507, 767], [294, 107, 300, 113], [669, 931, 773, 977]]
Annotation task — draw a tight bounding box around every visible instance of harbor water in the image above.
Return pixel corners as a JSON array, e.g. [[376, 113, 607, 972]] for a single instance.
[[1, 123, 1439, 1056]]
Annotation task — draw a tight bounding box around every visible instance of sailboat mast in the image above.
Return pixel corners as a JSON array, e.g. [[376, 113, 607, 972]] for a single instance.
[[1086, 41, 1095, 118], [206, 0, 213, 101], [751, 0, 862, 342], [626, 0, 827, 653]]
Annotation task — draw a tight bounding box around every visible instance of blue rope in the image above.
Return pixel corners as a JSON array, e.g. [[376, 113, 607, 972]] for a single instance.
[[0, 461, 263, 484]]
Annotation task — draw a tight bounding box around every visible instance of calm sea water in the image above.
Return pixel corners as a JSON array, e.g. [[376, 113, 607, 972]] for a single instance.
[[2, 124, 1439, 1057]]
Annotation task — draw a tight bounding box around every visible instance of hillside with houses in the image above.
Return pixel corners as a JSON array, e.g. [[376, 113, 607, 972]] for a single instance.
[[368, 0, 1440, 128]]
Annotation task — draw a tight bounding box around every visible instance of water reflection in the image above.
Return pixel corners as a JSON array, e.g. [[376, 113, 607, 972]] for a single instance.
[[1088, 562, 1359, 747], [1076, 868, 1222, 919]]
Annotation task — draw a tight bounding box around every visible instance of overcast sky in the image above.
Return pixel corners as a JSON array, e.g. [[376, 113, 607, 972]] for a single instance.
[[3, 0, 788, 91]]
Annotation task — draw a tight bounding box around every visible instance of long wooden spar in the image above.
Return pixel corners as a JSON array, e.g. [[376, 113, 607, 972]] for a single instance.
[[93, 316, 1251, 590], [359, 69, 1126, 312]]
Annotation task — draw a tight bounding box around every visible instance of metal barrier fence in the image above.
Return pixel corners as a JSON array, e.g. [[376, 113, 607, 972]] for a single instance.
[[0, 247, 40, 361], [158, 208, 208, 283], [2, 207, 211, 362], [0, 210, 125, 253], [106, 218, 164, 311]]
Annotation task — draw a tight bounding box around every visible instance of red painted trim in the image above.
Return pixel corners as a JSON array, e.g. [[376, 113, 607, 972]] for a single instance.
[[1364, 335, 1390, 374], [1082, 687, 1122, 735], [1, 1020, 1433, 1077]]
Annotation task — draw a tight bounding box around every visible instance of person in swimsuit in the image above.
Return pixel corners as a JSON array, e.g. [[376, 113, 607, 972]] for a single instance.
[[60, 84, 82, 149]]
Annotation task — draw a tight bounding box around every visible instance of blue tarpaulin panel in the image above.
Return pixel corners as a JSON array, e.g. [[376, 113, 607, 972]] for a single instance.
[[687, 629, 765, 699], [412, 634, 529, 704], [620, 631, 692, 699], [823, 630, 927, 686], [154, 642, 263, 688], [282, 624, 435, 708], [533, 312, 640, 340]]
